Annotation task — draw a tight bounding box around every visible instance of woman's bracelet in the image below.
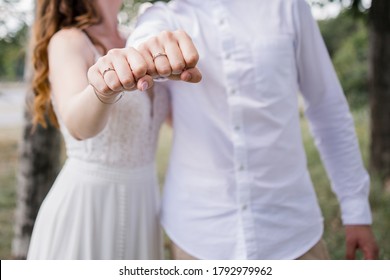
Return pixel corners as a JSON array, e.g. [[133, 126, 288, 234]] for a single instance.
[[92, 86, 123, 105]]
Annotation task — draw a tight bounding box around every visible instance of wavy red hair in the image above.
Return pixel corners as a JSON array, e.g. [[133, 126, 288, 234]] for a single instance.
[[32, 0, 104, 128]]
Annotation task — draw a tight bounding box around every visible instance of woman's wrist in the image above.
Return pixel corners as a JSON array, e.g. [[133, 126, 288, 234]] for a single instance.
[[88, 84, 123, 105]]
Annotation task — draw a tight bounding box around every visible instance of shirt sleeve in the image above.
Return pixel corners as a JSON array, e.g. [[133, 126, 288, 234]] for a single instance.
[[127, 2, 175, 48], [292, 0, 372, 225], [126, 2, 174, 94]]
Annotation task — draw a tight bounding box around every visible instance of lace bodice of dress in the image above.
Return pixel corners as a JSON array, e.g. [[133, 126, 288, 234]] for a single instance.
[[58, 90, 169, 168]]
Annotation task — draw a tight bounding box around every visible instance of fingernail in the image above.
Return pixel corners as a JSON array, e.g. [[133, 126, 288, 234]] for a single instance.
[[183, 72, 192, 81], [141, 81, 149, 91]]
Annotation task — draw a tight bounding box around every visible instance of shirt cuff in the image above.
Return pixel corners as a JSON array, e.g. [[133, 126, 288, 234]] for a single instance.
[[340, 195, 373, 225]]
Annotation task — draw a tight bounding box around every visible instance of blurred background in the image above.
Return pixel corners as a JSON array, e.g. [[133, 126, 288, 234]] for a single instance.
[[0, 0, 389, 259]]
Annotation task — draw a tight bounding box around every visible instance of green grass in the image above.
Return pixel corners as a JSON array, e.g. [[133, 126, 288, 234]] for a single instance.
[[0, 139, 18, 259], [0, 109, 389, 259]]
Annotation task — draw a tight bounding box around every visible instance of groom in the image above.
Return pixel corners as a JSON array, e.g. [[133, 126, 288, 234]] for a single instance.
[[129, 0, 378, 259], [128, 0, 378, 259]]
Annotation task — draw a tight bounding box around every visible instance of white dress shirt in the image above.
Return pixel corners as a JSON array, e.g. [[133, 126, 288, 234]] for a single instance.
[[129, 0, 372, 259]]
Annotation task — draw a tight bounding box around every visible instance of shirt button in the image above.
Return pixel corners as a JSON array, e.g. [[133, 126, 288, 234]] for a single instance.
[[234, 125, 240, 131], [229, 89, 236, 96], [225, 53, 231, 60], [238, 164, 244, 171], [241, 204, 248, 211], [219, 18, 226, 26]]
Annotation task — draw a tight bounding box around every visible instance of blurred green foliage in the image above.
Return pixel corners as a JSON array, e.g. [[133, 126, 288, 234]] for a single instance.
[[120, 0, 170, 26], [319, 12, 369, 108], [0, 23, 28, 81]]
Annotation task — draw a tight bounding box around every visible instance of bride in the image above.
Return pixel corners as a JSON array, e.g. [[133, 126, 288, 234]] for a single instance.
[[27, 0, 200, 259]]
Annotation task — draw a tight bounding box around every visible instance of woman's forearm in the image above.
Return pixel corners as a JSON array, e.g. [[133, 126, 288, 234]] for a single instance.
[[62, 84, 120, 140]]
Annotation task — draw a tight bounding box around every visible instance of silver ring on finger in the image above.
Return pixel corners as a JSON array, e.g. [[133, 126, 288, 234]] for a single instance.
[[102, 67, 115, 78], [152, 52, 168, 61]]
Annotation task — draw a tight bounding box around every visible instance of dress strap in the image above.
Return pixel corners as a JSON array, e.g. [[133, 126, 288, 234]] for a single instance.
[[82, 31, 101, 61]]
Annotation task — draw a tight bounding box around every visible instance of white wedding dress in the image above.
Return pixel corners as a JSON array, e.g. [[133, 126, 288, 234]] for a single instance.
[[27, 33, 169, 259]]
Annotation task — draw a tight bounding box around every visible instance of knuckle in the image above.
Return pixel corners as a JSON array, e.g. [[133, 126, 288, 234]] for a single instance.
[[174, 29, 187, 37], [96, 56, 106, 65], [107, 48, 121, 56], [121, 78, 135, 88], [171, 61, 185, 72], [132, 65, 147, 78], [87, 66, 100, 83], [141, 61, 149, 72], [133, 57, 148, 69], [139, 48, 150, 60], [111, 84, 123, 92], [186, 54, 199, 66], [126, 47, 138, 57], [105, 79, 122, 92], [147, 36, 159, 46], [97, 56, 111, 67], [98, 86, 111, 95], [160, 30, 173, 39], [137, 43, 147, 52], [147, 66, 158, 77], [158, 66, 171, 76]]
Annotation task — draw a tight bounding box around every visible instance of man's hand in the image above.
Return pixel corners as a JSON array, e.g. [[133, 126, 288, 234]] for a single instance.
[[137, 30, 202, 83], [345, 225, 379, 259]]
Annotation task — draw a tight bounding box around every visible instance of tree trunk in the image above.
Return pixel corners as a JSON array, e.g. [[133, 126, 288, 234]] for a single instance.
[[11, 92, 61, 259], [11, 8, 62, 256], [368, 0, 390, 188]]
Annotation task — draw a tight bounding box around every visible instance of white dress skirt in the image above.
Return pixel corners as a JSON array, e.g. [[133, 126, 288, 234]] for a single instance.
[[27, 47, 170, 259], [27, 159, 162, 259]]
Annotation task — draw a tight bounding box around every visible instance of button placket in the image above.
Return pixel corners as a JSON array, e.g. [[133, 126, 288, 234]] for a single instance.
[[214, 0, 255, 258]]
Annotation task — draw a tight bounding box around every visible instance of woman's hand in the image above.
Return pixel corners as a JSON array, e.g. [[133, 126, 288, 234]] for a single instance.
[[87, 47, 154, 102]]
